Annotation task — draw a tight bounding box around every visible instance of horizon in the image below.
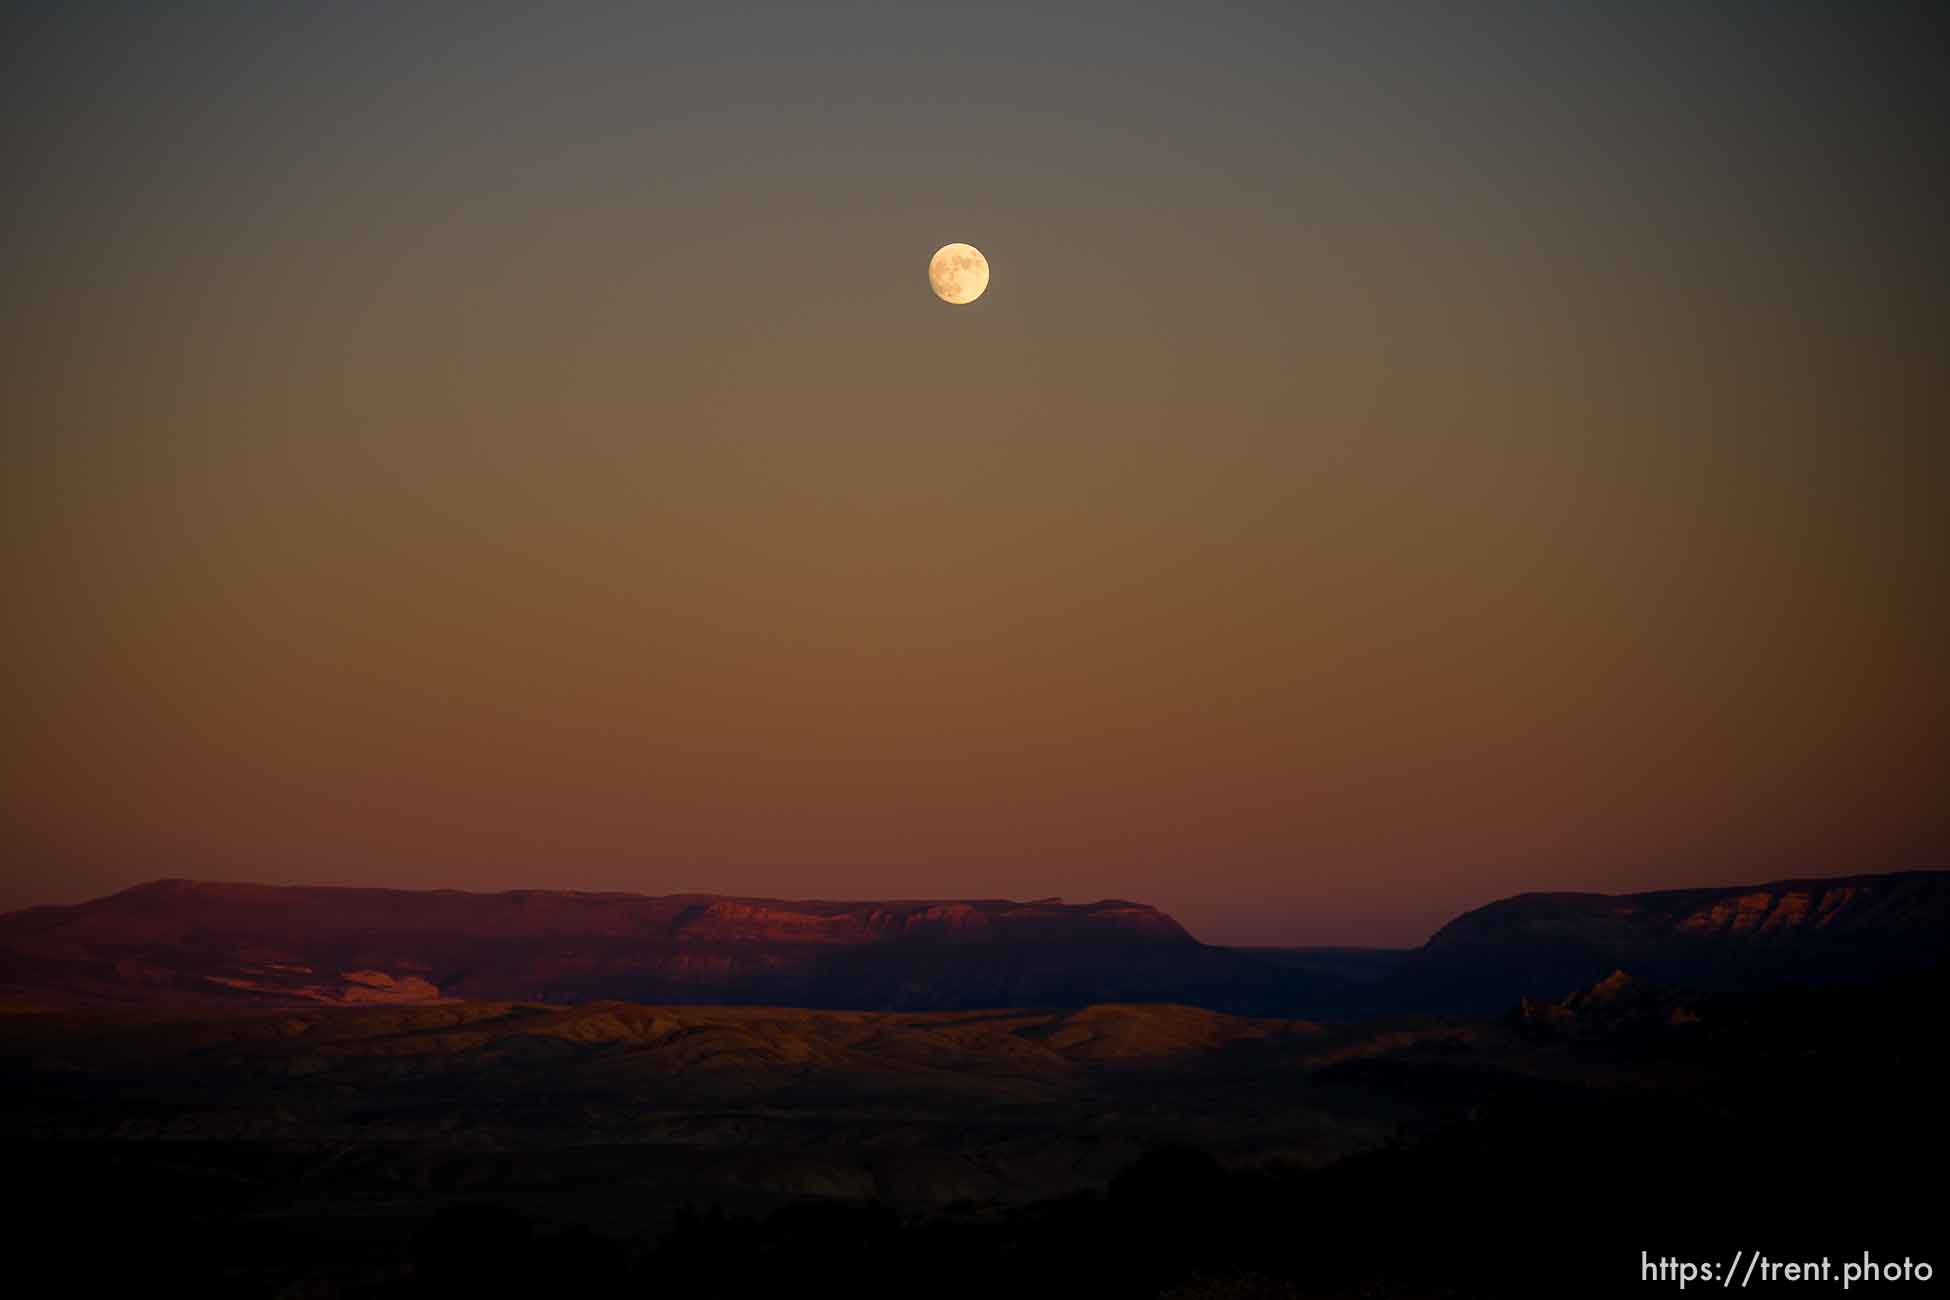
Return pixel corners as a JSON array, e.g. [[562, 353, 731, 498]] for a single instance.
[[9, 864, 1945, 950]]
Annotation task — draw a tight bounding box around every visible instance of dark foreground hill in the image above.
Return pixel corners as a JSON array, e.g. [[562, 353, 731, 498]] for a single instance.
[[4, 967, 1944, 1298], [0, 879, 1326, 1014]]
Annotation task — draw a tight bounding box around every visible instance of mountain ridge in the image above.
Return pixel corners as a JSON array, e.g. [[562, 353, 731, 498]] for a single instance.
[[1374, 867, 1950, 1012], [3, 869, 1944, 1015], [0, 878, 1278, 1013]]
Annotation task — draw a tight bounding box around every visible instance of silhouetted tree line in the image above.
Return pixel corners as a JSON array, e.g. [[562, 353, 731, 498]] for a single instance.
[[356, 1083, 1936, 1300], [14, 1078, 1939, 1300]]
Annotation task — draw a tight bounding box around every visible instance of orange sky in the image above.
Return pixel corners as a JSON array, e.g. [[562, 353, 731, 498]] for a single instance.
[[4, 3, 1945, 944]]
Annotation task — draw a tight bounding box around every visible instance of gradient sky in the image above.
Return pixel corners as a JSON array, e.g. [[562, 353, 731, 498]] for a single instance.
[[4, 2, 1945, 945]]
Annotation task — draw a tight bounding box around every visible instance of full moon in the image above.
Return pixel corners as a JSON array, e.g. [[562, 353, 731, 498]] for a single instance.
[[928, 242, 989, 305]]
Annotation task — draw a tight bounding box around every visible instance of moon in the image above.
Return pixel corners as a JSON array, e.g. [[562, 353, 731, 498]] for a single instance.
[[928, 242, 989, 305]]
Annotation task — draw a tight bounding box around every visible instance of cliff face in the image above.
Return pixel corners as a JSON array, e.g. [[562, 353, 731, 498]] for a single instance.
[[1390, 869, 1950, 1013], [0, 880, 1270, 1012], [5, 870, 1940, 1016], [1426, 871, 1949, 954]]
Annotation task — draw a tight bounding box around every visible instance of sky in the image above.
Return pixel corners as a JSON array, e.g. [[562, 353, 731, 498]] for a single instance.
[[4, 1, 1945, 946]]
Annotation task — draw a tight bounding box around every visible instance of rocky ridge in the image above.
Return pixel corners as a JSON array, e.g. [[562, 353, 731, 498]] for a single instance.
[[0, 879, 1287, 1012]]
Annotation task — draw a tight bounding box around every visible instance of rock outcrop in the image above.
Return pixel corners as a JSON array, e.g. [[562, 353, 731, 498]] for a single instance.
[[0, 879, 1299, 1013], [1376, 869, 1948, 1014]]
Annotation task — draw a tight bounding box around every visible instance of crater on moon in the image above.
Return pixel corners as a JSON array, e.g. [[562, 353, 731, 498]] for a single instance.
[[929, 243, 989, 305]]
